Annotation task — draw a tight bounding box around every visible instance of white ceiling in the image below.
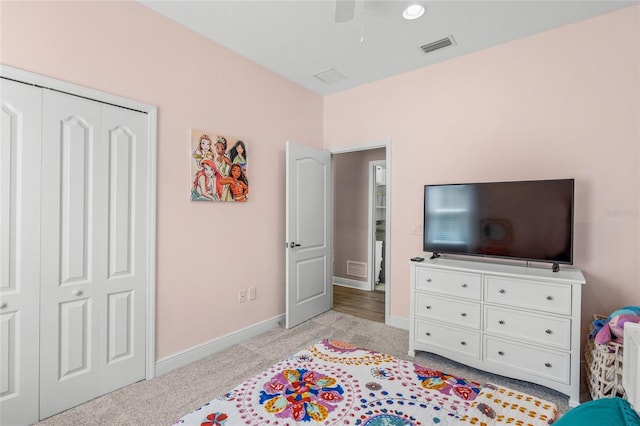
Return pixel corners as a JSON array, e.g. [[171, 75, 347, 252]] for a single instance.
[[140, 0, 639, 96]]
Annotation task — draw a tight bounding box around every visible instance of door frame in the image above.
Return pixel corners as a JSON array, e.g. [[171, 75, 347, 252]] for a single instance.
[[331, 140, 391, 324], [368, 160, 386, 291], [0, 64, 158, 380]]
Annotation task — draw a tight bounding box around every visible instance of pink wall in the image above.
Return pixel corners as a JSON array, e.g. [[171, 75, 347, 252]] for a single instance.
[[1, 1, 323, 359], [324, 6, 640, 339]]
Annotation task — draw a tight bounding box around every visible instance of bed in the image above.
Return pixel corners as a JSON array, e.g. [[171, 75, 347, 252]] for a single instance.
[[173, 339, 560, 425]]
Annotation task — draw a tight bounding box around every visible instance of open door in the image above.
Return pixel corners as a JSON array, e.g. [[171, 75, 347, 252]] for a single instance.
[[285, 142, 332, 329]]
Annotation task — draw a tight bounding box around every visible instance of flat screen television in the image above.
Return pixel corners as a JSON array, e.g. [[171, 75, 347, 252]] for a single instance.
[[423, 179, 574, 268]]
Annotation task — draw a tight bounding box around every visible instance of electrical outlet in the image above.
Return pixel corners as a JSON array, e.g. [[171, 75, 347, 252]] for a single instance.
[[239, 289, 246, 303], [248, 286, 256, 300]]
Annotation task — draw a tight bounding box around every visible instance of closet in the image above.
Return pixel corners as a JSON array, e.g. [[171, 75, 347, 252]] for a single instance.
[[1, 74, 154, 425]]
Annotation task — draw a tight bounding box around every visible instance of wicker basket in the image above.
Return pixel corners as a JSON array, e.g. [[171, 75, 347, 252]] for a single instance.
[[585, 315, 626, 400]]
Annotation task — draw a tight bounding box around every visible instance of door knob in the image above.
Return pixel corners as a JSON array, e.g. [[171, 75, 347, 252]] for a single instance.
[[289, 242, 301, 248]]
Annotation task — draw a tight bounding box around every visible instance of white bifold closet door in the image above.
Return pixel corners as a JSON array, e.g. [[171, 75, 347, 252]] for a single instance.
[[39, 89, 148, 419], [1, 79, 42, 426], [1, 79, 149, 424]]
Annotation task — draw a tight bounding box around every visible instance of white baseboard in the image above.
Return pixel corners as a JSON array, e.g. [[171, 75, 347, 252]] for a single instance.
[[155, 313, 285, 377], [333, 276, 370, 290], [155, 312, 409, 377], [387, 315, 409, 330]]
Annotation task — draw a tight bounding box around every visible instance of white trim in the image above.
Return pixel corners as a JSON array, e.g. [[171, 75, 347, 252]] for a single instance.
[[333, 276, 369, 290], [384, 141, 391, 324], [145, 106, 158, 380], [155, 314, 285, 376], [330, 141, 387, 154], [387, 315, 409, 331], [0, 64, 153, 113], [0, 64, 158, 381], [369, 160, 386, 292], [367, 163, 374, 291], [623, 322, 640, 413]]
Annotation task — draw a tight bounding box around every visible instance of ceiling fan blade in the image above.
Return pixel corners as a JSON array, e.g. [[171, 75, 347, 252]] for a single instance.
[[335, 0, 356, 23]]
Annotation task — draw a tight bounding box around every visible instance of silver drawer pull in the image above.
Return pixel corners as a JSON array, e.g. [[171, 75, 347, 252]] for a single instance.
[[544, 362, 552, 368], [498, 320, 505, 325], [460, 341, 466, 346], [498, 351, 505, 356], [0, 302, 7, 309], [460, 312, 467, 317], [545, 329, 552, 334], [426, 278, 432, 282], [72, 289, 83, 296], [461, 283, 468, 288], [425, 305, 432, 309], [499, 289, 506, 294], [546, 295, 553, 301]]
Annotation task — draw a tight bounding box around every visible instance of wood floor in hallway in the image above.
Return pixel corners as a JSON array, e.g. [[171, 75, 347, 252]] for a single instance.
[[332, 285, 385, 323]]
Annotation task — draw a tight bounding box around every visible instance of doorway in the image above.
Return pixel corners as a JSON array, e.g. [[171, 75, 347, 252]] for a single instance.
[[331, 143, 390, 323]]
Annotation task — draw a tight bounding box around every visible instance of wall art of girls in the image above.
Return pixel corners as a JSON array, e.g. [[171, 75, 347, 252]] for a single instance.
[[190, 129, 248, 202]]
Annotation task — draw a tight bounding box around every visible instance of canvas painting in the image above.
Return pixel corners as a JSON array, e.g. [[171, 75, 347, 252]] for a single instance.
[[190, 129, 248, 202]]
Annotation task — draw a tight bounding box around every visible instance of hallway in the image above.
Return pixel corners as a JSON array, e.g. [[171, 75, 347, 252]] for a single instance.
[[332, 285, 384, 323]]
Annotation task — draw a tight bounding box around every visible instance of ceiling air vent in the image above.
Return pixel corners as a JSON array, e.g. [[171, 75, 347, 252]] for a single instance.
[[420, 35, 456, 54], [313, 68, 346, 84]]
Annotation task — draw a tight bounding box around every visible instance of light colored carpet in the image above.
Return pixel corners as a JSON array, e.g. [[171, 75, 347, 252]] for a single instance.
[[36, 310, 576, 425]]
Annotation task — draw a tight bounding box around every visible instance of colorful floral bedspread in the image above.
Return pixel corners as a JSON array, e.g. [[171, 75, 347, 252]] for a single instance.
[[174, 339, 556, 426], [459, 383, 558, 425]]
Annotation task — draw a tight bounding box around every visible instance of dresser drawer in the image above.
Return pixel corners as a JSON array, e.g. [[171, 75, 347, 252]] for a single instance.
[[416, 293, 481, 329], [415, 319, 480, 358], [484, 276, 572, 315], [484, 306, 571, 350], [484, 336, 570, 384], [416, 268, 481, 300]]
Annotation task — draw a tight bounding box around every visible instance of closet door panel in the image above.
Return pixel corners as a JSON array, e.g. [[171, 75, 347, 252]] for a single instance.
[[0, 79, 42, 426], [99, 105, 147, 395], [60, 116, 91, 283], [40, 90, 105, 419], [59, 298, 91, 377]]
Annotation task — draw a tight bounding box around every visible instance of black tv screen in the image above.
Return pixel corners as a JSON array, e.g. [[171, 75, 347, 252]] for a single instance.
[[423, 179, 574, 265]]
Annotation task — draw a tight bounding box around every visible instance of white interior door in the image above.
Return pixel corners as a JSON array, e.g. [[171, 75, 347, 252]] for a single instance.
[[0, 79, 42, 426], [285, 142, 332, 329], [99, 102, 148, 395], [39, 90, 103, 418], [39, 90, 147, 419]]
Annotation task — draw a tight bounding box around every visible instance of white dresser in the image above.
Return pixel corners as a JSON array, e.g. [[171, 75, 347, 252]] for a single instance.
[[409, 257, 586, 406]]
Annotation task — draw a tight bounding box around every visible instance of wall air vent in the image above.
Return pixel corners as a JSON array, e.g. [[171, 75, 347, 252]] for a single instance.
[[346, 260, 367, 278], [420, 35, 456, 54]]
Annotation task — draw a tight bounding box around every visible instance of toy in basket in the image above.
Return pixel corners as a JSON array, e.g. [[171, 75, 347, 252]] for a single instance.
[[586, 307, 640, 400], [592, 307, 640, 345]]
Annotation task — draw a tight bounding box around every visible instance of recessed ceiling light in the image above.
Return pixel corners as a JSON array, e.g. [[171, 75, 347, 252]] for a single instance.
[[403, 4, 425, 20]]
